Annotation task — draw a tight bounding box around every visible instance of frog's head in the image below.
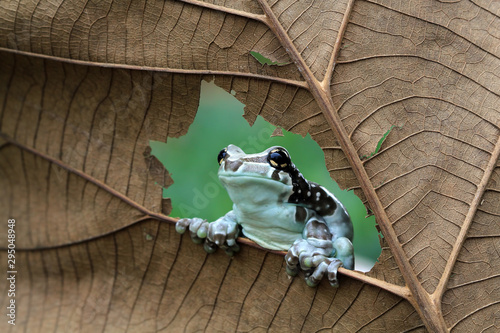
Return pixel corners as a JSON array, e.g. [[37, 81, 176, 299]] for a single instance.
[[216, 145, 295, 202], [217, 144, 294, 184]]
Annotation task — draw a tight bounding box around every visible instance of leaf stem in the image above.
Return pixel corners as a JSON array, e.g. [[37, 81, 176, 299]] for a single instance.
[[255, 1, 321, 88], [179, 0, 268, 23], [322, 0, 356, 88], [0, 47, 308, 89], [0, 134, 177, 227]]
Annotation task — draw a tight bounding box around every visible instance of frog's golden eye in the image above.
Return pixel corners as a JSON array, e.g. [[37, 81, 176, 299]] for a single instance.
[[217, 148, 228, 165], [267, 147, 291, 171]]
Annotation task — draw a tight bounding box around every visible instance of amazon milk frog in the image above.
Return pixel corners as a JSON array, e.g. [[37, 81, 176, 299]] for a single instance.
[[176, 145, 354, 287]]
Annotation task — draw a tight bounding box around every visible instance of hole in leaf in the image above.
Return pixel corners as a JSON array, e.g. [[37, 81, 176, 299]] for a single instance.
[[150, 80, 381, 272]]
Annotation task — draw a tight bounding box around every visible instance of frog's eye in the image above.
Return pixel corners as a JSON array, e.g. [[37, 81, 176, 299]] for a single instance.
[[267, 147, 291, 170], [218, 148, 228, 165]]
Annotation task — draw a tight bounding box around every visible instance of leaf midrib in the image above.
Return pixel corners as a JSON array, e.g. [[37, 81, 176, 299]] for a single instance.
[[253, 0, 449, 331]]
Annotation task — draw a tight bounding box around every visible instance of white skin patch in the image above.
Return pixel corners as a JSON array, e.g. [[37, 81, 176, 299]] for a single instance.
[[307, 191, 311, 197], [316, 192, 320, 201]]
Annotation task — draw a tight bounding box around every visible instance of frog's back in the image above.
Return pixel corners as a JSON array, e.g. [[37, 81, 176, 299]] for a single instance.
[[287, 176, 354, 242]]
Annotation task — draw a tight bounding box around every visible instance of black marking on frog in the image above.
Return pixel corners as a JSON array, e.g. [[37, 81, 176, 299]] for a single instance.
[[305, 220, 332, 240], [286, 163, 337, 217], [271, 169, 281, 181], [295, 206, 308, 223]]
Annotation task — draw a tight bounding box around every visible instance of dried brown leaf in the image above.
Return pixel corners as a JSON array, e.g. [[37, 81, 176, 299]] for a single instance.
[[1, 0, 499, 332]]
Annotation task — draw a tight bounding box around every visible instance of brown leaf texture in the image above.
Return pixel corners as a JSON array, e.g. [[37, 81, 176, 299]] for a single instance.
[[0, 0, 499, 332]]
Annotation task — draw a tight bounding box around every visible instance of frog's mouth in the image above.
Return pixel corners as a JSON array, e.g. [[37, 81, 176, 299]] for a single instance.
[[218, 172, 292, 186], [218, 174, 293, 200]]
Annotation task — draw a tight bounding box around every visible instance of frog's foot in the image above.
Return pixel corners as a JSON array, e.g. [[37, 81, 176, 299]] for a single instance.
[[285, 238, 343, 287], [175, 215, 240, 256], [332, 237, 355, 271], [204, 219, 240, 255], [176, 218, 209, 244], [304, 258, 343, 287]]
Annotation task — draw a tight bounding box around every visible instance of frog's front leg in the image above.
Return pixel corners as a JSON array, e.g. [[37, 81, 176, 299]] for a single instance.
[[175, 211, 241, 255], [285, 218, 354, 287]]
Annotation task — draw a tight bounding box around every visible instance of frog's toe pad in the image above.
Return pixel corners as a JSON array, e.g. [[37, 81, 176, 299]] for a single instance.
[[189, 231, 204, 244], [175, 218, 190, 234]]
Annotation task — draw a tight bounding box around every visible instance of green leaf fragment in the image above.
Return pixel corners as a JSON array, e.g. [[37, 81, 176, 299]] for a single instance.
[[361, 125, 399, 160], [250, 51, 291, 66]]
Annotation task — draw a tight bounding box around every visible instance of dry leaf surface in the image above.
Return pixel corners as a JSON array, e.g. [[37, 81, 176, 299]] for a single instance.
[[1, 0, 499, 332]]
